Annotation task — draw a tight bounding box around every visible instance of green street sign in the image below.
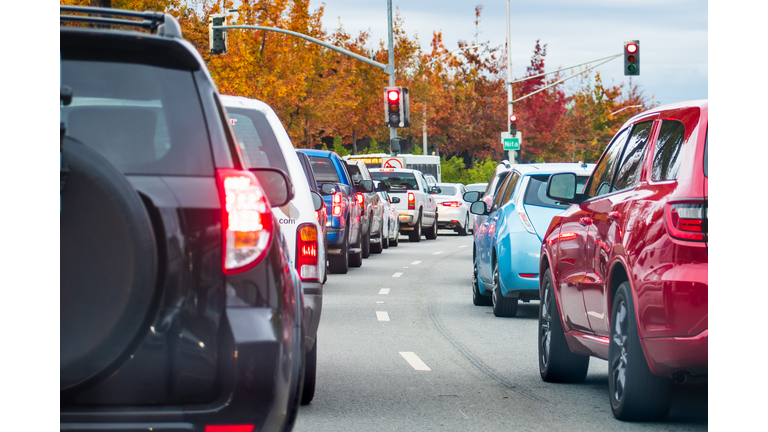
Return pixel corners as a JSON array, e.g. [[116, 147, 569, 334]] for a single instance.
[[503, 137, 520, 150]]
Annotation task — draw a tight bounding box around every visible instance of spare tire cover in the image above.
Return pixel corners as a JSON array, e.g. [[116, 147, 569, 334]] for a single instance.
[[61, 137, 158, 390]]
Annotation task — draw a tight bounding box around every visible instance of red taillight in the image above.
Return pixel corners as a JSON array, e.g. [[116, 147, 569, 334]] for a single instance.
[[296, 223, 319, 281], [216, 169, 273, 275], [408, 192, 415, 210], [441, 201, 460, 207], [205, 426, 255, 432], [332, 192, 342, 217], [356, 193, 364, 205], [519, 273, 537, 278], [665, 200, 707, 241]]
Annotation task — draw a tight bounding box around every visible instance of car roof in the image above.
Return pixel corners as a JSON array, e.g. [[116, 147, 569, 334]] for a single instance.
[[298, 149, 336, 158], [436, 182, 462, 187], [370, 168, 418, 173], [510, 162, 596, 176]]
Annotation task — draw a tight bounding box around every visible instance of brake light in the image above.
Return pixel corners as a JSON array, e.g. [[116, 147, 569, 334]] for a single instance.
[[665, 200, 707, 241], [408, 192, 415, 210], [441, 201, 460, 207], [519, 273, 538, 278], [216, 169, 273, 275], [357, 193, 364, 205], [296, 223, 319, 281], [205, 426, 255, 432], [332, 192, 342, 217]]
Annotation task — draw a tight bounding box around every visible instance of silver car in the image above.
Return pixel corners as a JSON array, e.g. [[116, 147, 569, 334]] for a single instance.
[[374, 181, 401, 248]]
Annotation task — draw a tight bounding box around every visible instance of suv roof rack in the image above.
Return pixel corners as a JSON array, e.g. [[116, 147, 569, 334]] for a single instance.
[[60, 5, 182, 38]]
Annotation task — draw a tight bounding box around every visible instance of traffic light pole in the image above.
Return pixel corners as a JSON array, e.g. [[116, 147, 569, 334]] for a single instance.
[[506, 0, 515, 164], [387, 0, 397, 156]]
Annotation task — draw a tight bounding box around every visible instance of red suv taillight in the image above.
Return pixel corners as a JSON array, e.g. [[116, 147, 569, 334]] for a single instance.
[[216, 169, 273, 275], [205, 426, 254, 432], [408, 192, 415, 210], [356, 193, 364, 206], [296, 223, 319, 281], [332, 192, 342, 216], [440, 201, 460, 207], [665, 199, 707, 242]]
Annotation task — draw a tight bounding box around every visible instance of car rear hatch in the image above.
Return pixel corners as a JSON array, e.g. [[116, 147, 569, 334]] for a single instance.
[[520, 175, 575, 241]]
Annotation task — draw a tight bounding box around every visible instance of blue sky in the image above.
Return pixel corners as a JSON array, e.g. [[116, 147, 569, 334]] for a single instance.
[[308, 0, 708, 106]]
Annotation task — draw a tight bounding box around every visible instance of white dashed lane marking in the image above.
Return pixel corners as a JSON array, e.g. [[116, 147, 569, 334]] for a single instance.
[[432, 251, 443, 255], [411, 261, 422, 265], [379, 288, 390, 295], [399, 352, 431, 371], [392, 272, 403, 278], [376, 311, 390, 322], [459, 245, 468, 248]]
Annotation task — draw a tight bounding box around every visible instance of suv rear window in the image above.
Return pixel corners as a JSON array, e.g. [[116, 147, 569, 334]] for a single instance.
[[525, 175, 589, 209], [61, 60, 213, 175], [309, 156, 341, 183], [370, 171, 418, 191], [226, 108, 289, 173]]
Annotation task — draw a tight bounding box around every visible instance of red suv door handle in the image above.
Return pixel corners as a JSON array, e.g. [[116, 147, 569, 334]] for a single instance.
[[608, 211, 620, 221], [579, 217, 592, 226]]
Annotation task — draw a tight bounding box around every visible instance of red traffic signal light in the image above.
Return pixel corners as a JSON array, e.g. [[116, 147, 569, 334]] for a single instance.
[[384, 87, 410, 128], [626, 43, 637, 54], [387, 90, 400, 103], [624, 40, 639, 76], [509, 114, 518, 123]]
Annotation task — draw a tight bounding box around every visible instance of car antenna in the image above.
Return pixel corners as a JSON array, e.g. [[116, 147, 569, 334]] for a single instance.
[[579, 160, 588, 168]]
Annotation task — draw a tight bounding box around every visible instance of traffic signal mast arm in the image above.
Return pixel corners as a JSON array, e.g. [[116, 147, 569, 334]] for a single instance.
[[508, 53, 621, 85], [509, 54, 620, 104], [211, 25, 394, 75]]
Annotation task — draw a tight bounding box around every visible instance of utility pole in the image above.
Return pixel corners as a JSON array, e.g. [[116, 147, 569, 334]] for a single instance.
[[506, 0, 515, 164], [388, 0, 396, 156]]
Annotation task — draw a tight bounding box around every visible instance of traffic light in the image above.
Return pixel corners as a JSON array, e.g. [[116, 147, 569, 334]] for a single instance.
[[384, 87, 410, 128], [509, 113, 518, 135], [624, 40, 639, 76], [209, 14, 227, 55], [390, 137, 404, 155]]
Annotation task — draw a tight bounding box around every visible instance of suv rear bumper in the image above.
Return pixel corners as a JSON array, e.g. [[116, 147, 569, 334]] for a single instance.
[[642, 328, 708, 377]]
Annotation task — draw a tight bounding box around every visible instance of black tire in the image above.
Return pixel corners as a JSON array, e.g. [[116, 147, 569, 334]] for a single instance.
[[284, 291, 305, 430], [538, 268, 589, 383], [371, 224, 383, 254], [425, 213, 438, 240], [408, 211, 422, 242], [382, 233, 389, 249], [300, 338, 318, 405], [609, 282, 673, 421], [390, 231, 399, 247], [491, 259, 518, 317], [472, 248, 492, 306], [328, 228, 349, 274], [361, 217, 371, 258], [458, 213, 469, 236]]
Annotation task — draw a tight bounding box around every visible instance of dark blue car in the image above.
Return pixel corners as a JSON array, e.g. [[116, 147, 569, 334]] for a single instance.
[[298, 149, 363, 274]]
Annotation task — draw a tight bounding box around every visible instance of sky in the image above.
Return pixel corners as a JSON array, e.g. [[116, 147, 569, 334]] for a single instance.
[[307, 0, 708, 106]]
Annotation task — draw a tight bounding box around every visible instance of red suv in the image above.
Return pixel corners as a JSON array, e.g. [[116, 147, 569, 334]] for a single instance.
[[539, 100, 707, 421]]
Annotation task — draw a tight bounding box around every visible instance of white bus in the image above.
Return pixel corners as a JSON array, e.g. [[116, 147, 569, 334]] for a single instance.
[[344, 153, 441, 182]]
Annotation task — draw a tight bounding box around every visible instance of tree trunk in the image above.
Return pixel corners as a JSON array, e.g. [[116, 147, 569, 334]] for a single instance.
[[352, 130, 357, 155]]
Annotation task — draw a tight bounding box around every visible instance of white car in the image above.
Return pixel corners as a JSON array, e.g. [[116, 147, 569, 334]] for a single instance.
[[221, 95, 325, 405], [370, 168, 439, 242], [374, 181, 401, 248], [434, 183, 470, 236]]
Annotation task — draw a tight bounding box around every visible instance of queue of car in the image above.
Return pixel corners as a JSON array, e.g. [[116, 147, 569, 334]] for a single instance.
[[461, 100, 708, 421]]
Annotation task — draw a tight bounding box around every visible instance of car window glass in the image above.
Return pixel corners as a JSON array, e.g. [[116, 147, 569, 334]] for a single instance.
[[587, 129, 628, 198], [613, 121, 653, 191], [370, 171, 418, 191], [226, 108, 289, 174], [61, 60, 213, 175], [525, 175, 590, 209], [437, 186, 457, 195], [703, 129, 708, 178], [346, 164, 363, 182], [419, 174, 428, 192], [308, 156, 341, 183], [492, 171, 510, 198], [502, 172, 521, 204], [651, 120, 685, 181], [492, 172, 514, 209]]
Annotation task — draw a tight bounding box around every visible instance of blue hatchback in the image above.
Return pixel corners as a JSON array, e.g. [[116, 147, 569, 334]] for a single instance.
[[467, 163, 594, 317]]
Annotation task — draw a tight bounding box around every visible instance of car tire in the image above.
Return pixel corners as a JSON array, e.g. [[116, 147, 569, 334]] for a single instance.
[[409, 211, 422, 242], [371, 226, 383, 254], [284, 290, 305, 430], [390, 231, 399, 247], [472, 249, 492, 306], [425, 213, 438, 239], [382, 233, 389, 249], [458, 213, 469, 236], [300, 338, 317, 405], [491, 259, 518, 317], [328, 229, 349, 274], [609, 281, 673, 421], [538, 268, 589, 383], [361, 218, 371, 258]]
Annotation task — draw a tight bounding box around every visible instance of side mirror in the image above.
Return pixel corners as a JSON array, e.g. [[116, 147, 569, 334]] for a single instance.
[[249, 168, 294, 207], [463, 191, 482, 202], [546, 172, 577, 202], [391, 196, 401, 204], [320, 183, 336, 195], [429, 186, 442, 194], [357, 179, 374, 193], [469, 201, 489, 216], [310, 191, 324, 212]]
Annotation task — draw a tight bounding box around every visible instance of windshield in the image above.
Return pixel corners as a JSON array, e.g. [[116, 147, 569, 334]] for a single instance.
[[370, 171, 418, 191], [525, 175, 589, 209], [437, 186, 457, 196], [309, 156, 341, 183]]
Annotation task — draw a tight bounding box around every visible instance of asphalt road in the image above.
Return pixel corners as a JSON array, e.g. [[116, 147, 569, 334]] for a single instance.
[[293, 230, 707, 431]]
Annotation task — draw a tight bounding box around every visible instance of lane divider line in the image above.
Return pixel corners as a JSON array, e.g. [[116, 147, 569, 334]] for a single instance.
[[399, 352, 431, 371], [376, 301, 384, 304], [432, 251, 443, 255], [459, 245, 468, 248], [392, 272, 403, 278], [411, 261, 422, 265], [376, 311, 390, 321], [379, 288, 390, 295]]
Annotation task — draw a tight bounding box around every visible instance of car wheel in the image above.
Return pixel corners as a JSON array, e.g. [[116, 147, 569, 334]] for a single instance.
[[382, 234, 389, 249], [371, 226, 383, 254], [538, 268, 589, 383], [491, 259, 518, 317], [300, 338, 317, 405], [409, 211, 422, 242], [425, 213, 438, 239], [328, 228, 349, 274], [458, 213, 469, 236], [472, 249, 492, 306], [390, 230, 399, 247], [361, 218, 371, 258], [609, 281, 673, 421]]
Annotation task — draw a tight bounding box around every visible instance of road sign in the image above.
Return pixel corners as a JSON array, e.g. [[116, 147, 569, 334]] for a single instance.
[[501, 131, 521, 150], [383, 158, 403, 168]]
